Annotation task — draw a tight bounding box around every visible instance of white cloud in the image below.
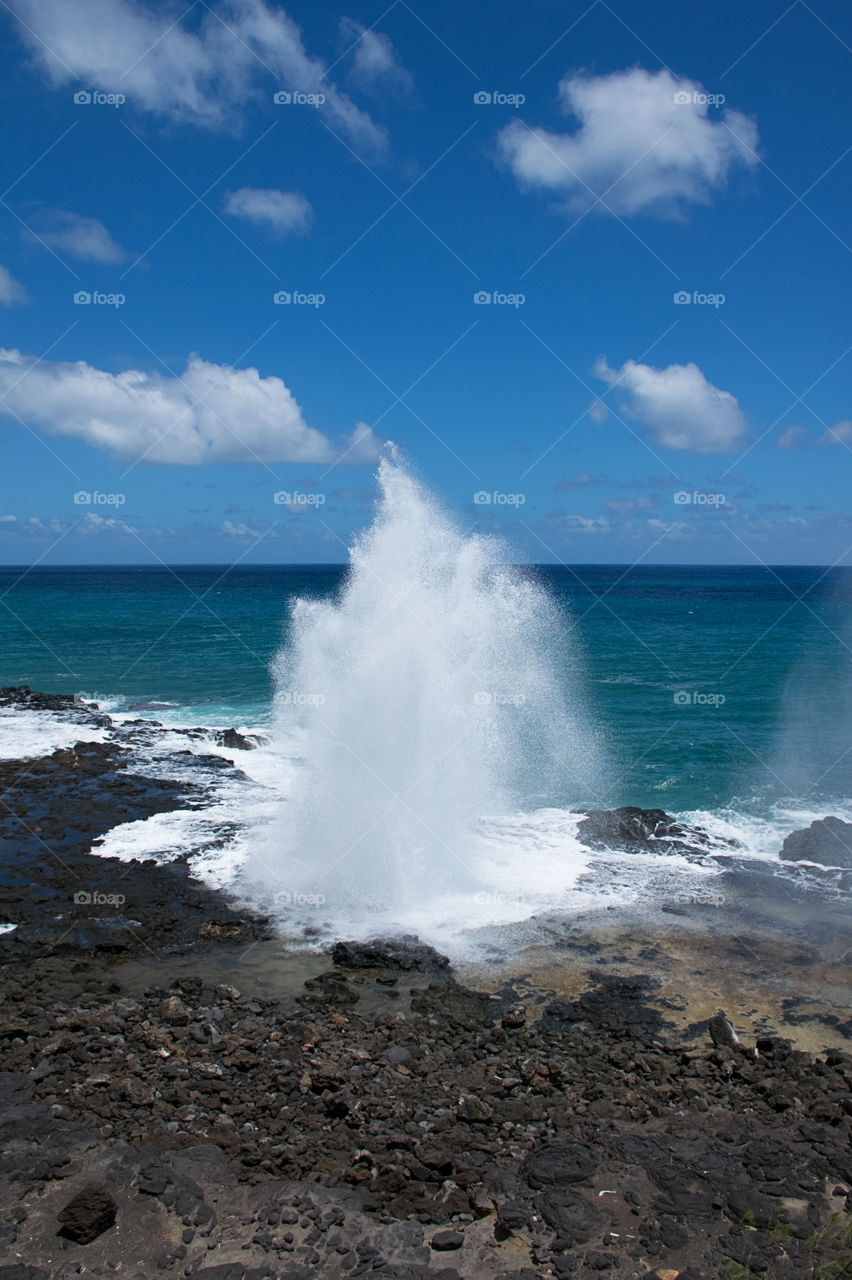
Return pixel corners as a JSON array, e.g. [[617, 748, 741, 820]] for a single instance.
[[0, 514, 17, 522], [9, 0, 385, 151], [0, 348, 384, 465], [32, 212, 125, 263], [776, 425, 810, 449], [223, 187, 312, 236], [817, 421, 852, 445], [340, 18, 412, 93], [594, 355, 748, 452], [0, 264, 28, 305], [222, 519, 266, 538], [498, 67, 759, 217]]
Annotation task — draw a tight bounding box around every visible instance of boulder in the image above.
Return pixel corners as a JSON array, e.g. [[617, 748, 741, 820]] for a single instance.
[[57, 1187, 116, 1243], [780, 817, 852, 869], [573, 806, 719, 856]]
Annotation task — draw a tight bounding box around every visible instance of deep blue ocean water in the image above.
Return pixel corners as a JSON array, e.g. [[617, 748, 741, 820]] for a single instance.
[[1, 563, 850, 816]]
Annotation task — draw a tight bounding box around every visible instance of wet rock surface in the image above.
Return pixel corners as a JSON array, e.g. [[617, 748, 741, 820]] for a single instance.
[[780, 816, 852, 869], [1, 689, 852, 1276], [572, 806, 726, 857], [0, 687, 271, 963]]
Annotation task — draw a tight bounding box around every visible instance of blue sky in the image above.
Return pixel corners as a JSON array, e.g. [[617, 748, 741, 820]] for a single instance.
[[0, 0, 850, 564]]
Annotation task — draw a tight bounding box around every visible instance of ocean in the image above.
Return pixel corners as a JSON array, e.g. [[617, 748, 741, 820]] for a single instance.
[[2, 560, 850, 819], [2, 456, 851, 955]]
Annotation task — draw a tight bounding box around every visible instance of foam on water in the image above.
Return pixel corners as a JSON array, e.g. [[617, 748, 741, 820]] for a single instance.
[[0, 706, 109, 760]]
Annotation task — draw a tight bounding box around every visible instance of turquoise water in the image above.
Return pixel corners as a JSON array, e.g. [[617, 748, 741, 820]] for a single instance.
[[1, 563, 850, 815]]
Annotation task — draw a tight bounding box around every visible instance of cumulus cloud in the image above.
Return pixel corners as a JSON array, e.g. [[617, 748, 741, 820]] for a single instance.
[[223, 187, 312, 236], [498, 67, 759, 217], [340, 18, 412, 93], [594, 355, 748, 452], [0, 264, 28, 305], [30, 212, 125, 263], [0, 348, 384, 465], [817, 421, 852, 445], [8, 0, 385, 151]]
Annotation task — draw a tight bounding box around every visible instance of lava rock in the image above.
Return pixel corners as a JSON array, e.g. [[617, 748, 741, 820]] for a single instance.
[[523, 1142, 598, 1188], [331, 937, 452, 977], [780, 817, 852, 869], [57, 1186, 117, 1243], [431, 1229, 464, 1251]]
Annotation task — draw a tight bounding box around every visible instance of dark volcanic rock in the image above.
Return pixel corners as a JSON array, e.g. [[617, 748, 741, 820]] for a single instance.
[[215, 728, 261, 750], [523, 1143, 598, 1189], [574, 805, 725, 857], [541, 974, 669, 1039], [57, 1187, 116, 1243], [536, 1189, 601, 1242], [780, 816, 852, 868], [332, 936, 453, 977]]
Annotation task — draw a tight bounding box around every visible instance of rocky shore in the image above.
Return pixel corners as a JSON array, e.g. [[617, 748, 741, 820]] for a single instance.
[[1, 688, 851, 1278]]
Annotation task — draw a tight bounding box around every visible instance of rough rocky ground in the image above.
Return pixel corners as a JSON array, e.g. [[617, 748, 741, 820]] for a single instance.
[[1, 946, 852, 1278], [1, 688, 851, 1278]]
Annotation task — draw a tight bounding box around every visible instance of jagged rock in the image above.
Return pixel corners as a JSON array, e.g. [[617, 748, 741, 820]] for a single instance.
[[215, 728, 259, 751], [709, 1012, 740, 1049], [457, 1093, 493, 1122], [573, 806, 722, 857], [331, 937, 452, 976], [780, 817, 852, 869], [57, 1187, 116, 1243]]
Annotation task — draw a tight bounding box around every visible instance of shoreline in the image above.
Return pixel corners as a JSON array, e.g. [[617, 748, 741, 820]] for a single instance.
[[1, 687, 851, 1276]]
